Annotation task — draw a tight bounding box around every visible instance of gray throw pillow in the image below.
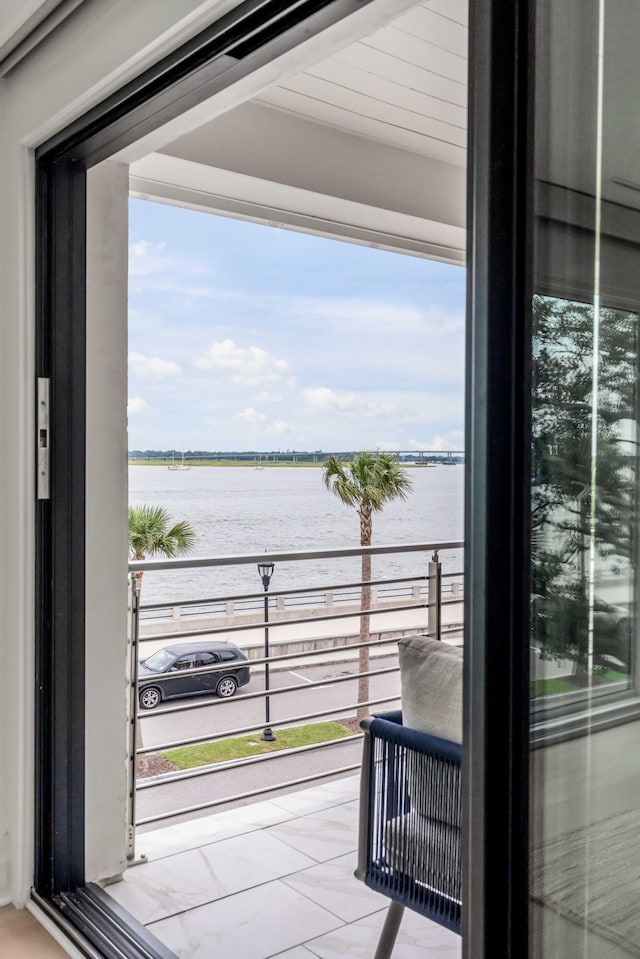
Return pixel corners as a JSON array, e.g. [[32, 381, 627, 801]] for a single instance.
[[399, 635, 463, 745]]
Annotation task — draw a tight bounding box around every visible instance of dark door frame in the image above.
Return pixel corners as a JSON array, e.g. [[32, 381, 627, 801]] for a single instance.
[[34, 0, 535, 956], [462, 1, 533, 957]]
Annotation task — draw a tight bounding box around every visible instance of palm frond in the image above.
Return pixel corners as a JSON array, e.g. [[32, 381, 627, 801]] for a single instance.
[[129, 504, 196, 560], [323, 455, 361, 508], [322, 451, 412, 513]]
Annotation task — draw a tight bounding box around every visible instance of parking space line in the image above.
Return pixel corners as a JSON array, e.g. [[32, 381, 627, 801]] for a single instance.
[[289, 670, 312, 683]]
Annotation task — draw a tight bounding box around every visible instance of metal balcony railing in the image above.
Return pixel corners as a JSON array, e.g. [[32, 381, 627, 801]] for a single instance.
[[126, 541, 464, 860]]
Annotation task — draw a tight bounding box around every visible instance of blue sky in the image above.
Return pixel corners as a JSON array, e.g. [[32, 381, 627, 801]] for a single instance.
[[128, 197, 466, 452]]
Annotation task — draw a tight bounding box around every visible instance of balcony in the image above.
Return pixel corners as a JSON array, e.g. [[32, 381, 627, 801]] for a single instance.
[[100, 542, 463, 957], [107, 775, 461, 959]]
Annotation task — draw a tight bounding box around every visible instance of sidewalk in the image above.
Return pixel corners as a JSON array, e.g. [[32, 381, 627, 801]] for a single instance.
[[137, 599, 464, 663]]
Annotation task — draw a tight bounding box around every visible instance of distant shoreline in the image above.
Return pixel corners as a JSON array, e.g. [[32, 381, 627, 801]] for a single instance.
[[128, 459, 442, 468], [129, 460, 323, 468]]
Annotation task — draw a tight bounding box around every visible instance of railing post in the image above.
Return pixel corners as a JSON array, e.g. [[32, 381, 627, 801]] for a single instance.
[[427, 549, 442, 641], [127, 571, 141, 862]]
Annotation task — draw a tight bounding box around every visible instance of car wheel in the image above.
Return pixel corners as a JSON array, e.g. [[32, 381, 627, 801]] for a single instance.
[[216, 676, 238, 698], [139, 686, 161, 709]]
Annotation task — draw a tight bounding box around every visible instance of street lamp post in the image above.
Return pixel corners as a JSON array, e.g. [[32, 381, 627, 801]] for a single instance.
[[257, 561, 276, 742]]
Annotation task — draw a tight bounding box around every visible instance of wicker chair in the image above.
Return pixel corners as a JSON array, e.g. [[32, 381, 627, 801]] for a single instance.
[[355, 636, 462, 959]]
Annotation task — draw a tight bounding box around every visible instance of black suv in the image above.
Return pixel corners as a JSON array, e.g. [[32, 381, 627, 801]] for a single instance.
[[138, 641, 250, 709]]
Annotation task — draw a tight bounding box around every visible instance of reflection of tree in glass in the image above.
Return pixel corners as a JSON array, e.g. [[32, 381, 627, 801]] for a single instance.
[[532, 295, 638, 674]]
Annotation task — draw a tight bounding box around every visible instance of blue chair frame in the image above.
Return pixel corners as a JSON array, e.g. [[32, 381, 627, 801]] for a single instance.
[[355, 711, 462, 958]]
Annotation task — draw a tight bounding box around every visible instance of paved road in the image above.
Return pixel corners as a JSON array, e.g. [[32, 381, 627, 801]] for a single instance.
[[135, 654, 401, 829], [139, 654, 400, 748]]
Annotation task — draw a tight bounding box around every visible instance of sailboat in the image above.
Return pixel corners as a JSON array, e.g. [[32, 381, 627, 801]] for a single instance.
[[168, 451, 191, 471]]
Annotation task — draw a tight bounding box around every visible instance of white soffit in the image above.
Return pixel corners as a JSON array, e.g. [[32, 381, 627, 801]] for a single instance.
[[130, 0, 468, 263], [131, 151, 465, 263]]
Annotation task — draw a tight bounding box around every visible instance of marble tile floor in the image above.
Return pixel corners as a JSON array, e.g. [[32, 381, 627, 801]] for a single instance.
[[106, 775, 461, 959]]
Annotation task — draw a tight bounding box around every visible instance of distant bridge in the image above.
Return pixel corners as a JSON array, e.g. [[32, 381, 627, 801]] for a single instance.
[[129, 449, 466, 465]]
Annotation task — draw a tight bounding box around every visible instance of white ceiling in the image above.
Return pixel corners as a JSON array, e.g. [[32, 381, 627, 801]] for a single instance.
[[256, 0, 467, 167], [130, 0, 469, 264]]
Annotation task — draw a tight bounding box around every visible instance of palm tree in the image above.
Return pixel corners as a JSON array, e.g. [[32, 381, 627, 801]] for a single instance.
[[129, 504, 196, 586], [323, 452, 411, 716], [129, 504, 196, 777]]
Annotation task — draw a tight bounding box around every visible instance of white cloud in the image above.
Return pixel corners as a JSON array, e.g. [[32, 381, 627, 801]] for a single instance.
[[235, 407, 267, 429], [129, 239, 225, 300], [129, 352, 182, 378], [421, 305, 465, 334], [303, 387, 395, 419], [255, 390, 284, 403], [129, 240, 173, 278], [127, 397, 149, 414], [194, 339, 294, 389], [410, 431, 464, 451], [269, 419, 295, 435], [234, 407, 294, 435], [377, 438, 464, 452], [297, 297, 464, 335], [375, 441, 402, 451]]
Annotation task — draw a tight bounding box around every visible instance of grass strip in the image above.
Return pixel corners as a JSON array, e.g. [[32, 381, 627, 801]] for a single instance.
[[530, 677, 576, 696], [531, 668, 630, 699], [596, 668, 629, 683], [163, 720, 356, 770]]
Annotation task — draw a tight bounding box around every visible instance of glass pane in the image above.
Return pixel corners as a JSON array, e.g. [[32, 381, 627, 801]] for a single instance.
[[532, 296, 637, 698], [530, 2, 640, 956]]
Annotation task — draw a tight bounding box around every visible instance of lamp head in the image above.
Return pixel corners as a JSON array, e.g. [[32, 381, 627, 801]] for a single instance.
[[257, 561, 275, 588]]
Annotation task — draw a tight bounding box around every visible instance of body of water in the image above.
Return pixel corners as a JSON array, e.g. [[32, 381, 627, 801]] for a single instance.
[[129, 465, 464, 604]]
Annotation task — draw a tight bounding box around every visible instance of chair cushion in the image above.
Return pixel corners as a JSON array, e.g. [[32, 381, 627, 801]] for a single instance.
[[399, 635, 463, 745]]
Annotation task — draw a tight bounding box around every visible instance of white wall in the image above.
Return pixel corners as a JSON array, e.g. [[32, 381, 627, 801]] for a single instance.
[[0, 75, 15, 903], [0, 0, 67, 59], [85, 161, 130, 884], [0, 79, 36, 908]]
